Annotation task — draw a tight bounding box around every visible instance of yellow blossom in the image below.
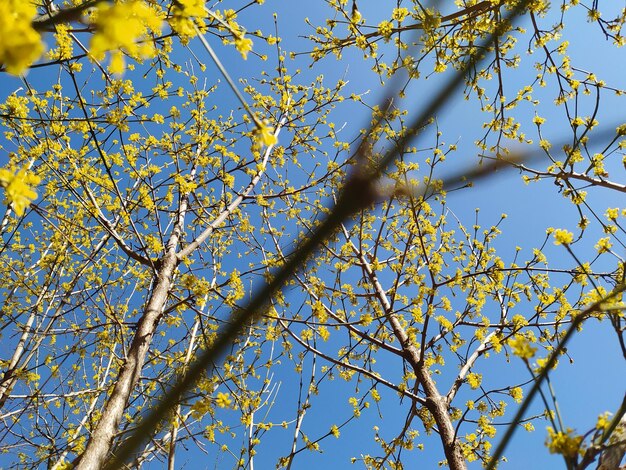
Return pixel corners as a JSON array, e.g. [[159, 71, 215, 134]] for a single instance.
[[234, 32, 254, 59], [253, 121, 278, 148], [605, 208, 619, 220], [596, 412, 611, 431], [0, 166, 41, 216], [391, 7, 410, 23], [0, 0, 43, 75], [378, 20, 394, 39], [467, 373, 482, 389], [48, 24, 74, 61], [509, 387, 523, 403], [594, 237, 612, 253], [169, 0, 207, 40], [90, 1, 163, 74], [215, 392, 232, 408], [434, 62, 447, 73], [553, 228, 573, 245], [508, 335, 537, 359], [546, 427, 583, 458], [539, 139, 552, 150]]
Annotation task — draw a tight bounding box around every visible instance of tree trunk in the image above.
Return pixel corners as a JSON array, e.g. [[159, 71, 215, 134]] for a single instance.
[[75, 252, 178, 470]]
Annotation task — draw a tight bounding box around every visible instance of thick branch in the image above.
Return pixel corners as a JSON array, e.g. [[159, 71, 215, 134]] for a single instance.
[[346, 228, 467, 470]]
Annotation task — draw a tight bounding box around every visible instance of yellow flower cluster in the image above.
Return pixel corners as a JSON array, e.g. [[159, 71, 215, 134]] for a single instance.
[[391, 7, 410, 23], [378, 20, 394, 40], [90, 1, 163, 74], [0, 167, 41, 216], [552, 228, 574, 245], [215, 392, 232, 408], [253, 121, 278, 148], [509, 386, 523, 403], [233, 32, 254, 59], [508, 335, 537, 359], [48, 24, 74, 61], [595, 237, 612, 254], [467, 372, 482, 389], [0, 0, 43, 75], [170, 0, 207, 40], [545, 427, 583, 458]]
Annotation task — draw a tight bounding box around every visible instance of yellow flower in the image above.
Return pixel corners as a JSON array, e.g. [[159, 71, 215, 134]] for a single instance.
[[378, 20, 394, 39], [169, 0, 207, 40], [553, 228, 573, 245], [434, 62, 447, 73], [0, 167, 41, 216], [90, 1, 163, 74], [0, 1, 43, 75], [605, 207, 619, 220], [595, 412, 611, 431], [509, 387, 523, 403], [508, 335, 537, 359], [215, 392, 232, 408], [594, 237, 612, 254], [253, 122, 278, 148], [48, 24, 74, 61], [391, 7, 410, 23], [176, 0, 207, 18], [467, 373, 482, 389], [234, 32, 253, 59], [546, 427, 583, 458]]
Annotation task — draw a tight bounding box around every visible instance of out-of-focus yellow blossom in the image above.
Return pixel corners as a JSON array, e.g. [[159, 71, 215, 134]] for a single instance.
[[0, 167, 41, 216], [90, 1, 163, 74], [169, 0, 207, 41], [546, 427, 583, 458], [508, 335, 537, 359], [0, 1, 44, 75], [253, 121, 278, 148]]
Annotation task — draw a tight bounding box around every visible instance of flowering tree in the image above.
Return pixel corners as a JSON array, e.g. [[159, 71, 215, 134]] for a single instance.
[[0, 1, 624, 469]]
